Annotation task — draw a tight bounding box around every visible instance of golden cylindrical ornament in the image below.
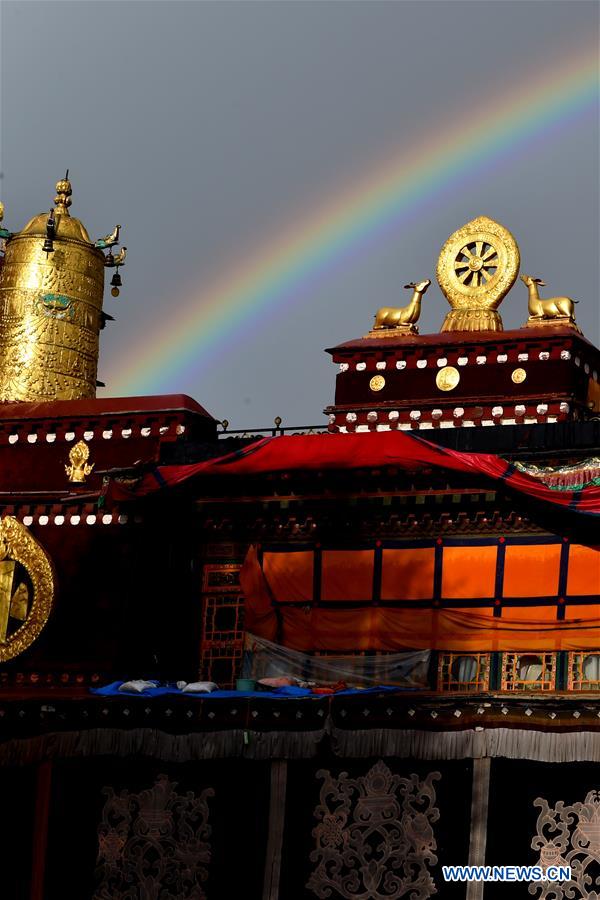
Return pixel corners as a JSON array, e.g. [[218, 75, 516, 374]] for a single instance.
[[0, 182, 106, 401]]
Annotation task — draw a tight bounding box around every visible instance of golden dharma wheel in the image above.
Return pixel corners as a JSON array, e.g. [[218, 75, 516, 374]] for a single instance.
[[0, 177, 107, 401], [437, 216, 520, 333]]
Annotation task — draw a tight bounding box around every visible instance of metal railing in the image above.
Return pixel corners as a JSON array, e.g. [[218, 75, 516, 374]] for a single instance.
[[217, 418, 329, 439]]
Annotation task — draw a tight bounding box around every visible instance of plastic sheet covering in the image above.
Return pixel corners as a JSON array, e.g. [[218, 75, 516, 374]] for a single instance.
[[242, 633, 430, 689]]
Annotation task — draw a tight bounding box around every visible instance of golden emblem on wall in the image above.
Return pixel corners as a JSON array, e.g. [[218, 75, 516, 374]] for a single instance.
[[511, 367, 527, 384], [437, 216, 520, 333], [369, 375, 386, 392], [436, 366, 460, 392], [65, 440, 94, 483], [0, 517, 55, 662]]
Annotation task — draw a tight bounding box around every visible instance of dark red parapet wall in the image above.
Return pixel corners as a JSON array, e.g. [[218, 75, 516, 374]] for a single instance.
[[325, 327, 600, 432], [0, 395, 215, 686], [0, 394, 217, 492]]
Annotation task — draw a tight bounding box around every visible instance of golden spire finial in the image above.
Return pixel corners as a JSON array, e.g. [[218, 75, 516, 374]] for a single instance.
[[54, 170, 72, 214]]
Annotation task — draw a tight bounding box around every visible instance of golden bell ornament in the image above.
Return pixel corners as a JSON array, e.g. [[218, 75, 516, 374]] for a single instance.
[[110, 270, 122, 297]]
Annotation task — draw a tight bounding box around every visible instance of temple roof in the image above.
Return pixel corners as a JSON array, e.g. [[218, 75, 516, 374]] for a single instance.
[[327, 326, 600, 356], [0, 393, 214, 423]]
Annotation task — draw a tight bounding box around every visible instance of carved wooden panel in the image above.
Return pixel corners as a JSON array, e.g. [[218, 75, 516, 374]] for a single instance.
[[530, 789, 600, 898], [94, 774, 214, 899], [307, 760, 441, 899]]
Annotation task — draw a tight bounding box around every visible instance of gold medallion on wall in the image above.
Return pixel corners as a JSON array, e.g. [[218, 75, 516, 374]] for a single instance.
[[0, 517, 55, 662], [511, 367, 527, 384], [436, 366, 460, 391], [437, 216, 520, 333], [369, 375, 386, 392]]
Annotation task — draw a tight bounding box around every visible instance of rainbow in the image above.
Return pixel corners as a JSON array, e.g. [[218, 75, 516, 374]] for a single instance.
[[108, 37, 599, 395]]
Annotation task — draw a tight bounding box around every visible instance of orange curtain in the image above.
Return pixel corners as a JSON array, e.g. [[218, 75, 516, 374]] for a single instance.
[[239, 543, 600, 651]]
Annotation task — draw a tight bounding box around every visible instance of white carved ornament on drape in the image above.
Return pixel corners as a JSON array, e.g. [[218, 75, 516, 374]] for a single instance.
[[93, 774, 214, 900], [530, 789, 600, 899], [307, 760, 441, 899]]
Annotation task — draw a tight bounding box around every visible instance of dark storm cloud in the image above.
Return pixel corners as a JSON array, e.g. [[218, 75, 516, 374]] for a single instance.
[[1, 1, 597, 427]]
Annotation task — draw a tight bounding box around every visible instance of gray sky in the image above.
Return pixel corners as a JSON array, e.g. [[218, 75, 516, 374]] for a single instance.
[[1, 1, 598, 428]]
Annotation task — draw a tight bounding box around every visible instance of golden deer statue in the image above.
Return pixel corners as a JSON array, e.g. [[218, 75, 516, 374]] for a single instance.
[[371, 279, 431, 335], [521, 275, 579, 330]]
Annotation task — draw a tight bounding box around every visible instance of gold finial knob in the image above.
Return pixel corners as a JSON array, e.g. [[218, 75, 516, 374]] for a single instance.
[[0, 200, 4, 223], [54, 170, 72, 213]]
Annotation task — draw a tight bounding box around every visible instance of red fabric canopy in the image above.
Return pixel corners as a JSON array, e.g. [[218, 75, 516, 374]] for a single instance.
[[107, 431, 600, 515]]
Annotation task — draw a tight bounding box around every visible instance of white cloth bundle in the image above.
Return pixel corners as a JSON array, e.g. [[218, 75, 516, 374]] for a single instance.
[[118, 680, 158, 693], [176, 681, 219, 693]]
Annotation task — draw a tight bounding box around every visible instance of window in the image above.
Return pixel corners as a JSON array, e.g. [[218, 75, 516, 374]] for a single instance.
[[568, 653, 600, 691], [501, 653, 556, 692], [438, 653, 490, 692]]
